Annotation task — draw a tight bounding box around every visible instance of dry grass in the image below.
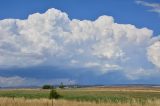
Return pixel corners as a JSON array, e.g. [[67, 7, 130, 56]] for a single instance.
[[1, 87, 160, 106], [0, 97, 160, 106]]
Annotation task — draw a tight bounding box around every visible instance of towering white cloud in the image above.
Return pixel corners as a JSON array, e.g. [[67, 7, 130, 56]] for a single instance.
[[0, 8, 159, 79], [147, 41, 160, 68]]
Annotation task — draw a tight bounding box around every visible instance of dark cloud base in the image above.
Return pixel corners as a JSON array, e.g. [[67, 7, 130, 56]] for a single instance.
[[0, 66, 160, 85]]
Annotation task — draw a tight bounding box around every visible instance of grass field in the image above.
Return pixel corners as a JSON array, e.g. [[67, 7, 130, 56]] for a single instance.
[[0, 87, 160, 106], [2, 97, 160, 106]]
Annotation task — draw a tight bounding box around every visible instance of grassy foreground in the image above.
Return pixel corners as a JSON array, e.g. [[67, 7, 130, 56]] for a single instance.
[[1, 97, 160, 106], [0, 87, 160, 105]]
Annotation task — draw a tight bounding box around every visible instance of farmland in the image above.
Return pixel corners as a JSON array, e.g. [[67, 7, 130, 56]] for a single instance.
[[0, 86, 160, 106]]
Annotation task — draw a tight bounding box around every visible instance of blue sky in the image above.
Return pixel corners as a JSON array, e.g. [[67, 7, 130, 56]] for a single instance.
[[0, 0, 160, 87]]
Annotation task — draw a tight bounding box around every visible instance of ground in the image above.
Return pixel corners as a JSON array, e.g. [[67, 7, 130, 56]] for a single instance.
[[0, 86, 160, 105]]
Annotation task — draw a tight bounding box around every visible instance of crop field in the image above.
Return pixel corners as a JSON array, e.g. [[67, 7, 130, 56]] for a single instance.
[[0, 87, 160, 106]]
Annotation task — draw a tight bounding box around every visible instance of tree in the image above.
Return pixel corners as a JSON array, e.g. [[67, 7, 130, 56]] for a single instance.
[[49, 89, 60, 99], [59, 82, 65, 89], [42, 85, 54, 89]]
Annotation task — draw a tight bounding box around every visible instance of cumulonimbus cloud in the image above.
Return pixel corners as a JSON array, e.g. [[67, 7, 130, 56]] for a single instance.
[[147, 41, 160, 68], [0, 8, 159, 79]]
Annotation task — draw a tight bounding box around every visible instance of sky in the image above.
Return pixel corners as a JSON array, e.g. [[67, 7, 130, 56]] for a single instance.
[[0, 0, 160, 87]]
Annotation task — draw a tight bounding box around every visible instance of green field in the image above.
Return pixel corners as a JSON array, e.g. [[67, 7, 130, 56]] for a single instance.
[[0, 88, 160, 104]]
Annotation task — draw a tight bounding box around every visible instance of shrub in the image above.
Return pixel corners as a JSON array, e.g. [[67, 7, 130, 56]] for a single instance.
[[49, 89, 60, 99], [42, 85, 54, 89]]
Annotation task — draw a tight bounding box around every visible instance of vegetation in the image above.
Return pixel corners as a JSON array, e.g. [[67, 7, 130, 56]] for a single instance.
[[0, 89, 49, 99], [1, 97, 160, 106], [42, 85, 54, 89], [0, 87, 160, 105], [49, 89, 60, 99]]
